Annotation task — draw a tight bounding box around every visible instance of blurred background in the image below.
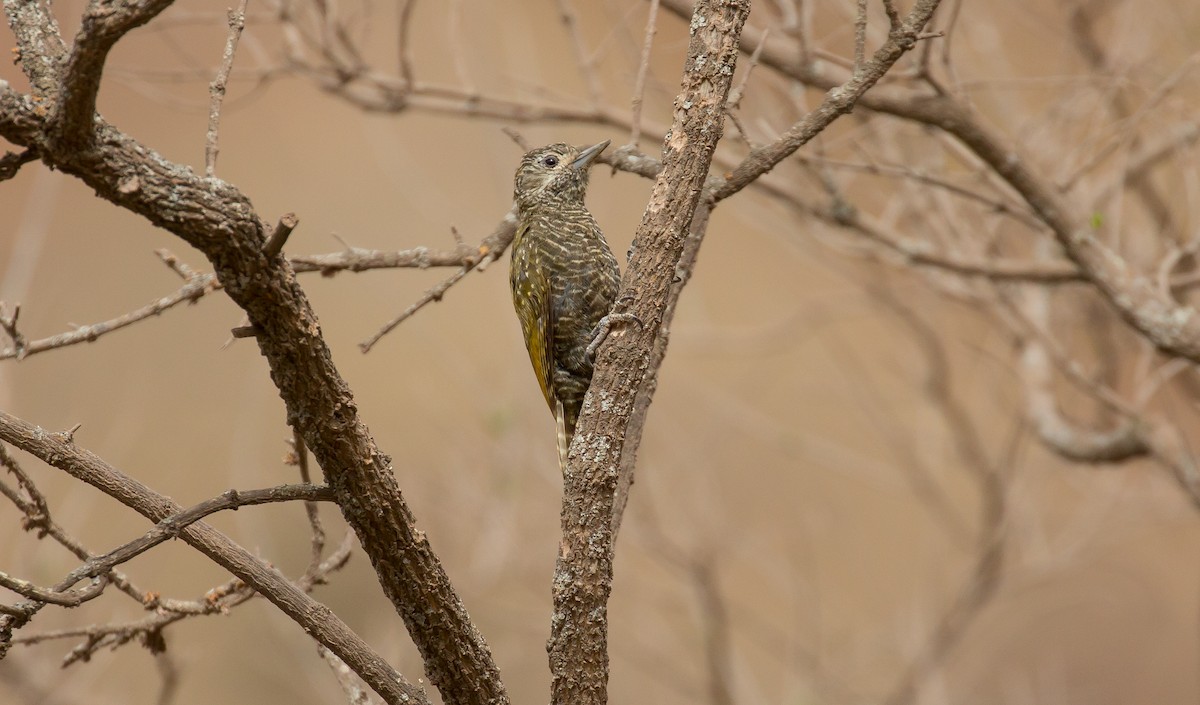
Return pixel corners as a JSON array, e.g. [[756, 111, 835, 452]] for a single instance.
[[3, 0, 1200, 703]]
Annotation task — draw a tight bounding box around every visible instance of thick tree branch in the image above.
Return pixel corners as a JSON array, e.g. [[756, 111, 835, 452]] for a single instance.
[[4, 0, 67, 96], [549, 3, 750, 705], [49, 0, 177, 152], [0, 77, 504, 705]]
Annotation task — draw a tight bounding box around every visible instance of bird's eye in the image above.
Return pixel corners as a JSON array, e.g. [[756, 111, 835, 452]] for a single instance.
[[542, 155, 559, 168]]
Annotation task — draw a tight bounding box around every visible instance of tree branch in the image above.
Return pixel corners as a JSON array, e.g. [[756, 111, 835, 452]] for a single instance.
[[0, 411, 426, 705], [549, 3, 750, 705], [672, 0, 1200, 363], [0, 148, 38, 182], [1, 482, 330, 611], [1, 58, 504, 702], [49, 0, 177, 152], [710, 0, 944, 202]]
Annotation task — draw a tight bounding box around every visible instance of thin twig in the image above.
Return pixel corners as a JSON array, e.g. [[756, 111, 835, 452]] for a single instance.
[[0, 443, 148, 609], [358, 267, 473, 353], [0, 571, 108, 607], [263, 212, 299, 258], [290, 430, 327, 579], [206, 0, 250, 177], [724, 28, 765, 148], [501, 126, 530, 151], [397, 0, 417, 86], [0, 303, 27, 359], [711, 0, 944, 202], [358, 209, 517, 352], [0, 148, 38, 182], [0, 222, 522, 362], [319, 644, 386, 705], [2, 483, 332, 610], [446, 0, 475, 96], [557, 0, 605, 107], [0, 411, 422, 703], [628, 0, 660, 146], [854, 0, 868, 71], [0, 255, 218, 361]]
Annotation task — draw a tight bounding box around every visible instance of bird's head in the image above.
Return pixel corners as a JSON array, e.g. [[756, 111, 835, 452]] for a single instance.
[[513, 140, 610, 210]]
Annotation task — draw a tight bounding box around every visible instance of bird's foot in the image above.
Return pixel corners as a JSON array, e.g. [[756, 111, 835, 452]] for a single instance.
[[586, 303, 643, 362]]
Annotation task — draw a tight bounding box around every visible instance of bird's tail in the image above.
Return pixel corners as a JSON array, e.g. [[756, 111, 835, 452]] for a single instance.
[[555, 399, 570, 476]]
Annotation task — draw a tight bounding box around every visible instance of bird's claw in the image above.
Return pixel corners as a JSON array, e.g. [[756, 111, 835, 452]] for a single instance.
[[586, 311, 643, 362]]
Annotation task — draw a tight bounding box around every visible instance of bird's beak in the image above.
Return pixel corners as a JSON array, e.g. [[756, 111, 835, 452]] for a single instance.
[[571, 139, 611, 170]]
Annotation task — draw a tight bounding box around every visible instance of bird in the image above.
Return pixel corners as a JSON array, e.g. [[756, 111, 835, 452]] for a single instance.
[[509, 140, 623, 472]]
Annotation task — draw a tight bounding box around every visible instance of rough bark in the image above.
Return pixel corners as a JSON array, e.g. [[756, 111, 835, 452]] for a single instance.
[[0, 2, 506, 701], [547, 3, 751, 705]]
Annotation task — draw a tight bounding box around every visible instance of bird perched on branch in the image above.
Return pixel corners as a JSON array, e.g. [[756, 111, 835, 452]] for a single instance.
[[509, 140, 625, 471]]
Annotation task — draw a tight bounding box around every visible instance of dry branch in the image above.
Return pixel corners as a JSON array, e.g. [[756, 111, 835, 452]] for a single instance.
[[548, 3, 750, 705], [49, 0, 177, 152], [0, 148, 38, 182], [205, 0, 249, 176], [2, 0, 504, 687], [0, 411, 426, 704], [677, 0, 1200, 362]]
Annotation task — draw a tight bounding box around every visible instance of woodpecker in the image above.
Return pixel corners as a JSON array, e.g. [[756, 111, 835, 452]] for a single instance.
[[509, 140, 621, 471]]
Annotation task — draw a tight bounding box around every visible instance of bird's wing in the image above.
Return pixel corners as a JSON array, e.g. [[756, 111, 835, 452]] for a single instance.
[[535, 278, 558, 409], [513, 223, 558, 412]]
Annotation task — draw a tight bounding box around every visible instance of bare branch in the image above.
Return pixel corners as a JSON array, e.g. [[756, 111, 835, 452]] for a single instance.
[[263, 212, 299, 259], [64, 483, 334, 593], [0, 571, 108, 607], [14, 530, 355, 668], [359, 268, 471, 352], [881, 430, 1011, 705], [628, 0, 660, 146], [396, 0, 417, 86], [319, 644, 386, 705], [358, 209, 517, 353], [550, 3, 750, 704], [723, 27, 765, 148], [0, 303, 28, 359], [698, 0, 1200, 363], [854, 0, 868, 71], [557, 0, 605, 107], [799, 152, 1043, 229], [206, 0, 250, 177], [0, 223, 521, 363], [0, 443, 149, 614], [49, 0, 177, 152], [3, 482, 329, 613], [0, 256, 219, 361], [288, 431, 327, 579], [290, 231, 505, 274], [3, 0, 68, 96], [0, 410, 427, 705], [711, 0, 944, 202], [1, 69, 504, 704], [0, 148, 38, 182]]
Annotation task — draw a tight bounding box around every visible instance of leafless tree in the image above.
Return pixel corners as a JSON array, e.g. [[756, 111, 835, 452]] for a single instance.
[[2, 0, 1199, 703]]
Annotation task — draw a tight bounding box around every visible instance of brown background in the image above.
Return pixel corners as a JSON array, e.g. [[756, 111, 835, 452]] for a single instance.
[[2, 1, 1199, 703]]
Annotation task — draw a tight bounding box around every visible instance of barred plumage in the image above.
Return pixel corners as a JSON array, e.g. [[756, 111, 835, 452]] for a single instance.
[[509, 141, 620, 470]]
